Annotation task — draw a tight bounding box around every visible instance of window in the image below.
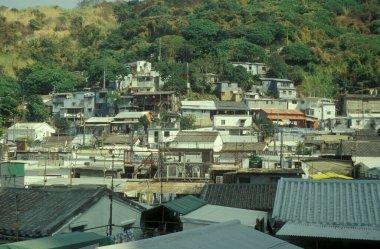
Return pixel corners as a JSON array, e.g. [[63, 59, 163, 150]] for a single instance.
[[239, 177, 250, 183], [292, 100, 297, 104], [71, 225, 85, 232], [301, 100, 305, 104], [282, 90, 287, 94], [288, 91, 292, 94], [99, 92, 106, 98], [327, 111, 331, 115], [221, 120, 225, 125], [356, 120, 361, 125], [164, 131, 170, 137]]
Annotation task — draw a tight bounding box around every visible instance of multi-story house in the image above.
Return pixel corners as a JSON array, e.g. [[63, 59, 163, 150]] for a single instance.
[[231, 62, 267, 77], [52, 92, 95, 121], [287, 97, 336, 130], [181, 100, 216, 127], [337, 94, 380, 116], [214, 82, 242, 101], [124, 60, 163, 93], [132, 91, 179, 114], [260, 78, 297, 99], [94, 89, 113, 117]]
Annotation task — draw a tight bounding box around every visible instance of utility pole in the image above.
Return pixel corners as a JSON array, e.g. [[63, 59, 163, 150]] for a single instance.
[[280, 130, 284, 168], [158, 38, 161, 61], [108, 152, 115, 236], [43, 150, 48, 187], [186, 63, 190, 97]]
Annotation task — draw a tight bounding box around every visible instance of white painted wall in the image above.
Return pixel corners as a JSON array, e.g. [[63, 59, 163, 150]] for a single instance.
[[213, 115, 252, 128], [55, 196, 144, 240]]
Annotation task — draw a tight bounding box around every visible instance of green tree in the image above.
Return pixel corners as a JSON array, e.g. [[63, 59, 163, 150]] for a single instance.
[[20, 66, 78, 95], [106, 91, 121, 115], [138, 115, 151, 133], [54, 118, 72, 136], [87, 56, 129, 86], [183, 18, 220, 41], [180, 115, 196, 130], [0, 96, 18, 123], [267, 53, 288, 78], [216, 39, 267, 62], [254, 118, 277, 142], [0, 76, 21, 98], [163, 74, 187, 94], [26, 95, 49, 122], [246, 25, 275, 46], [79, 24, 103, 47], [282, 44, 314, 65], [222, 64, 254, 91]]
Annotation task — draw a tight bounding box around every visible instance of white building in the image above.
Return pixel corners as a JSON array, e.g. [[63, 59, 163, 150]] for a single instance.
[[168, 131, 223, 152], [231, 62, 267, 77], [213, 115, 253, 135], [7, 122, 56, 142], [287, 97, 336, 130], [347, 113, 380, 130], [366, 167, 380, 179]]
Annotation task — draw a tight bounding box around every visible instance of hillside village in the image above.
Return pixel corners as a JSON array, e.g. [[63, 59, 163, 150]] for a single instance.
[[0, 0, 380, 248], [0, 59, 380, 249]]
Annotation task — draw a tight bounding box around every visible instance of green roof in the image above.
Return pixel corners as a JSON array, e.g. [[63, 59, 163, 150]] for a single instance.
[[163, 195, 206, 215], [0, 232, 113, 249]]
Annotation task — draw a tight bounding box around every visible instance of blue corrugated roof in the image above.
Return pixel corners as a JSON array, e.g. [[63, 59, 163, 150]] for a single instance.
[[277, 222, 380, 241], [272, 178, 380, 240]]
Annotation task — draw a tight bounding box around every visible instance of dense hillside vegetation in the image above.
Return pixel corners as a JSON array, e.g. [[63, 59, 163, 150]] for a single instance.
[[0, 0, 379, 127]]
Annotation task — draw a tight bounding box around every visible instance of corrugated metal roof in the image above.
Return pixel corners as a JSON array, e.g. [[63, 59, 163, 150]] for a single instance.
[[85, 117, 114, 123], [114, 111, 147, 119], [181, 204, 267, 227], [8, 122, 53, 130], [0, 232, 113, 249], [181, 101, 216, 110], [261, 109, 303, 115], [172, 131, 219, 143], [214, 101, 248, 110], [341, 140, 380, 157], [277, 222, 380, 241], [273, 178, 380, 227], [98, 220, 301, 249], [200, 183, 277, 211], [163, 195, 206, 215]]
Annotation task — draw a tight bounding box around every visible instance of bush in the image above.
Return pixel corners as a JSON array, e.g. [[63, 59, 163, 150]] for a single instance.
[[246, 26, 275, 46], [281, 44, 314, 65], [28, 19, 43, 30]]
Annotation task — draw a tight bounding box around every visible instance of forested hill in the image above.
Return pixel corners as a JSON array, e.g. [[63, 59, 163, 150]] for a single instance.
[[0, 0, 379, 124]]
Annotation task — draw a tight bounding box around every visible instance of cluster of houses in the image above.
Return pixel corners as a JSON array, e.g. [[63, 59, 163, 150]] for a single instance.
[[1, 60, 380, 248]]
